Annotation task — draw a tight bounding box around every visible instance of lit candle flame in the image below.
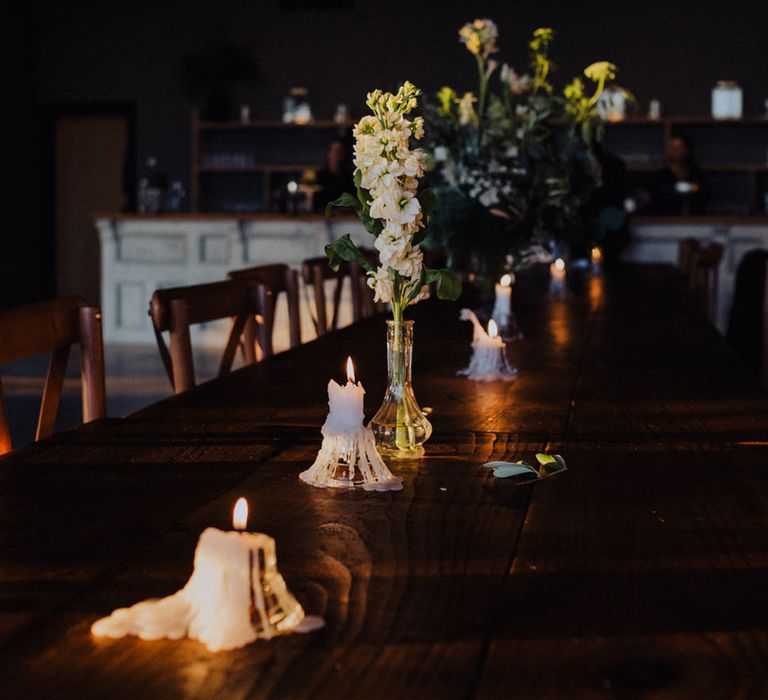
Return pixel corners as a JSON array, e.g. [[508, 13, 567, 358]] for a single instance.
[[346, 356, 356, 383], [233, 497, 249, 531], [488, 319, 499, 338], [591, 247, 602, 263], [500, 273, 512, 287], [555, 258, 565, 271]]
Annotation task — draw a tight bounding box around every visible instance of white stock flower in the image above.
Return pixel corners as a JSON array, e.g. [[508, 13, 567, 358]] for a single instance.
[[392, 192, 421, 225], [374, 223, 411, 268], [351, 82, 433, 308], [457, 92, 478, 126], [391, 245, 423, 280], [367, 267, 395, 304], [500, 64, 532, 95], [459, 18, 499, 58]]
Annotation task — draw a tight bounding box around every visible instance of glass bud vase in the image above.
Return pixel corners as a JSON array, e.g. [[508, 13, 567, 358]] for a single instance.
[[370, 320, 432, 459]]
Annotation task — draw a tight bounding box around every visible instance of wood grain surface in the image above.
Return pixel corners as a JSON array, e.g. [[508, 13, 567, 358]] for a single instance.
[[0, 264, 765, 699]]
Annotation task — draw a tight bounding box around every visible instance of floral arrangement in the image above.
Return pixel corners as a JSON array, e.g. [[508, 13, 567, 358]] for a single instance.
[[325, 82, 460, 320], [425, 19, 625, 281]]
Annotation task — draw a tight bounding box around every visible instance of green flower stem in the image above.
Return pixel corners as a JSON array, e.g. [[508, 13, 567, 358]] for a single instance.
[[391, 320, 409, 451], [475, 54, 488, 147]]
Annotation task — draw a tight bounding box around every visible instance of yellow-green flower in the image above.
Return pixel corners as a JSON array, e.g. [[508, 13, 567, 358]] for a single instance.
[[584, 61, 616, 83], [564, 78, 585, 101], [437, 86, 457, 115]]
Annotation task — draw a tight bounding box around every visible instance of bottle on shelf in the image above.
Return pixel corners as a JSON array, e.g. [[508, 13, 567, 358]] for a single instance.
[[711, 81, 743, 120], [139, 157, 169, 214], [166, 181, 186, 213], [283, 87, 313, 125]]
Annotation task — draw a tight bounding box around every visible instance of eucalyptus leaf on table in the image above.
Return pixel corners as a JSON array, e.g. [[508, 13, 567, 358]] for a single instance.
[[483, 453, 567, 482], [484, 461, 539, 478]]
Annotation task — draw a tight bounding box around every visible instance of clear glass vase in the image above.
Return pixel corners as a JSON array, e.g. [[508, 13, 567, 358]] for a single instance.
[[369, 320, 432, 459]]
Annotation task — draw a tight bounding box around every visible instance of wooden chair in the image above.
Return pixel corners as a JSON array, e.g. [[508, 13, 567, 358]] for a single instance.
[[763, 258, 768, 390], [301, 257, 369, 335], [0, 297, 106, 455], [678, 237, 700, 280], [690, 243, 724, 323], [149, 280, 257, 394], [227, 264, 301, 359], [726, 249, 768, 387]]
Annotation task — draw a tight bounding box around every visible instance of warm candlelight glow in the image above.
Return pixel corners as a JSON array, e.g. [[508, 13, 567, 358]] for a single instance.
[[233, 497, 249, 531], [488, 319, 499, 338], [591, 247, 603, 263], [500, 273, 512, 287], [346, 356, 356, 383], [555, 258, 565, 271]]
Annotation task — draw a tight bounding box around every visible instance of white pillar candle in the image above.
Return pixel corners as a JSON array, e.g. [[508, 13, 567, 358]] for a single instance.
[[300, 357, 403, 491], [323, 356, 365, 435], [457, 310, 517, 382], [591, 247, 603, 275], [492, 273, 513, 322], [91, 498, 322, 652], [549, 258, 567, 297], [491, 272, 523, 341]]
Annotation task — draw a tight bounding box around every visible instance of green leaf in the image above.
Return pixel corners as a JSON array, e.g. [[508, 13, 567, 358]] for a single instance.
[[422, 268, 461, 300], [418, 188, 437, 220], [427, 268, 461, 301], [535, 453, 566, 468], [483, 461, 539, 478], [325, 192, 362, 219], [353, 169, 368, 207], [324, 234, 375, 273], [360, 212, 383, 237]]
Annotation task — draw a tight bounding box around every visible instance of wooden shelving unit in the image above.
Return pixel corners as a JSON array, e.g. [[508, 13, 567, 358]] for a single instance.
[[190, 111, 768, 214], [190, 109, 352, 212], [604, 116, 768, 213]]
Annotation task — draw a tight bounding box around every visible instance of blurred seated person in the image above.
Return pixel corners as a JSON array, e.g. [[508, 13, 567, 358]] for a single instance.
[[650, 135, 710, 215], [313, 137, 354, 212], [589, 142, 630, 268]]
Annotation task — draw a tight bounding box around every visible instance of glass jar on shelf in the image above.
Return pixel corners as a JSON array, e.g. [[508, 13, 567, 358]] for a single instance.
[[711, 81, 743, 120]]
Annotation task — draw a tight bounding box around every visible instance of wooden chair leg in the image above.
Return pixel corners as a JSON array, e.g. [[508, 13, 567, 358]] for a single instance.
[[36, 344, 70, 441], [0, 381, 12, 455], [256, 285, 274, 359], [313, 272, 328, 336], [763, 261, 768, 391], [79, 306, 107, 424], [241, 316, 257, 365], [219, 314, 249, 376], [286, 270, 301, 348], [169, 299, 195, 394]]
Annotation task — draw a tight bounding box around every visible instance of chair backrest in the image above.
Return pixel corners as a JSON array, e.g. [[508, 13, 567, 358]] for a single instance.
[[0, 297, 106, 455], [227, 264, 301, 358], [690, 243, 724, 323], [678, 238, 700, 280], [727, 249, 768, 383], [301, 257, 367, 335], [148, 279, 256, 394]]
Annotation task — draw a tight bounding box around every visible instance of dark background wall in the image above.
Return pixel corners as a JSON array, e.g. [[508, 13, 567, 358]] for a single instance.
[[3, 0, 768, 306], [32, 0, 768, 193]]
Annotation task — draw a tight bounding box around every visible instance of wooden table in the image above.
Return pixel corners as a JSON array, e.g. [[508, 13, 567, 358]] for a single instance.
[[0, 265, 766, 699]]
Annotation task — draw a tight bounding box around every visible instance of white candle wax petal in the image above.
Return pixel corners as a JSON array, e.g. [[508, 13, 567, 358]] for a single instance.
[[300, 425, 403, 491], [300, 377, 402, 491], [458, 309, 518, 382], [91, 528, 310, 652]]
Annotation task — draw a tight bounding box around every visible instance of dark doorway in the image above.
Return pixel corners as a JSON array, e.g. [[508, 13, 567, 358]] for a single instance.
[[40, 102, 136, 305]]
